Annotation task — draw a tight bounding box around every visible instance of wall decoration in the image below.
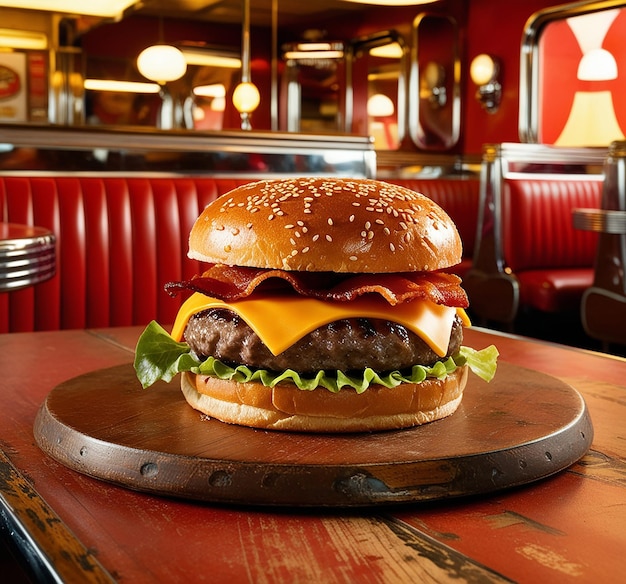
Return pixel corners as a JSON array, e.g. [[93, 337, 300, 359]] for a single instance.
[[0, 52, 27, 122]]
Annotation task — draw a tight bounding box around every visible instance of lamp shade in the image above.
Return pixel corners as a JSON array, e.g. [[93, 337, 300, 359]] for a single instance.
[[577, 48, 618, 81], [232, 82, 260, 114], [137, 45, 187, 83], [367, 93, 395, 117], [470, 54, 496, 85]]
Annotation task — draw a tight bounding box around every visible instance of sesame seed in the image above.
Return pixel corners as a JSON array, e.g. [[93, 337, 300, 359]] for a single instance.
[[268, 214, 274, 221], [389, 243, 395, 252], [285, 224, 295, 229], [349, 256, 358, 261], [302, 247, 310, 253], [328, 218, 333, 226], [349, 215, 355, 222], [326, 234, 333, 242], [312, 234, 320, 242]]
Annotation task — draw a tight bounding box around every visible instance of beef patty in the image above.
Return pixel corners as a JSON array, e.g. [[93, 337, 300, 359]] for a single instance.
[[184, 308, 463, 374]]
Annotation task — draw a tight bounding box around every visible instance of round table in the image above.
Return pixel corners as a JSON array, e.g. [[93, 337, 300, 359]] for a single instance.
[[0, 223, 56, 292]]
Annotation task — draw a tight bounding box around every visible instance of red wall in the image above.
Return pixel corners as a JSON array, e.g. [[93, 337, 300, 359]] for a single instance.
[[462, 0, 554, 155]]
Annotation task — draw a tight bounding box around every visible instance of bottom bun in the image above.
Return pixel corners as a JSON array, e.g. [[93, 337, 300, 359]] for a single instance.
[[180, 365, 469, 433]]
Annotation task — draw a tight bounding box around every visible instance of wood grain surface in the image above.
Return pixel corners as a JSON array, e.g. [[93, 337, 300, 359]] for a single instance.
[[34, 361, 592, 506], [0, 326, 624, 583]]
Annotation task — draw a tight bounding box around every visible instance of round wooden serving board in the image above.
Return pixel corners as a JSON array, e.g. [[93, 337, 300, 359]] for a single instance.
[[34, 362, 593, 507]]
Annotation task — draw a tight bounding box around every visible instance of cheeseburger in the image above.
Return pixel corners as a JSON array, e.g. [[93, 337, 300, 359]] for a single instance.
[[134, 178, 497, 432]]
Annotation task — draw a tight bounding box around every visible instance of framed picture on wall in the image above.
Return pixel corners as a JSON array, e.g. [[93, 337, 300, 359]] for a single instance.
[[0, 51, 27, 122]]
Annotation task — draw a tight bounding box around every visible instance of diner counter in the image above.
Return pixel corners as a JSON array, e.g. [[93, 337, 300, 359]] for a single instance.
[[1, 325, 625, 582]]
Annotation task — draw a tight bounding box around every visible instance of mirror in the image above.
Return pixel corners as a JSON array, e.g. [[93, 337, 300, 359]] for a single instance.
[[280, 40, 346, 133], [348, 30, 406, 151], [409, 13, 460, 150], [520, 0, 626, 146], [84, 45, 241, 130]]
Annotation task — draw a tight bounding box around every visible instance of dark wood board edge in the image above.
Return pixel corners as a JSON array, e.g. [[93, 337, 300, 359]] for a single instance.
[[33, 388, 594, 507]]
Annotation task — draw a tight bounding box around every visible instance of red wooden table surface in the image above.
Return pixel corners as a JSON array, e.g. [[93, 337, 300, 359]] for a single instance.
[[0, 325, 624, 583]]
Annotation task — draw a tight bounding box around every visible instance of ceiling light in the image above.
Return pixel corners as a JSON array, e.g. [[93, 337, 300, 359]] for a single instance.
[[137, 45, 187, 84], [367, 93, 395, 117], [284, 50, 344, 60], [369, 42, 403, 59], [232, 81, 260, 114], [193, 84, 227, 98], [0, 0, 138, 18], [0, 28, 47, 50], [181, 49, 241, 69], [341, 0, 438, 5], [84, 79, 160, 93]]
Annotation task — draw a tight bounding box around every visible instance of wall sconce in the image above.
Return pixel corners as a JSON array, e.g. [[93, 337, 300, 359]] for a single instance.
[[420, 61, 446, 109], [470, 53, 501, 113]]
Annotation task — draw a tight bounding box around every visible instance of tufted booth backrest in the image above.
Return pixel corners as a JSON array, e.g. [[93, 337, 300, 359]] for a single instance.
[[384, 178, 480, 258], [502, 177, 602, 272], [0, 176, 255, 333], [0, 174, 480, 334]]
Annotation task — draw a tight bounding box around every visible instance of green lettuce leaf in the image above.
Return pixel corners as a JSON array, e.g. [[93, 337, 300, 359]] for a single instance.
[[134, 320, 499, 391]]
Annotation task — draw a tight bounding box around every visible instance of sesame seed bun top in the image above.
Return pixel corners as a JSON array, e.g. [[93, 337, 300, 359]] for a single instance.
[[188, 177, 462, 273]]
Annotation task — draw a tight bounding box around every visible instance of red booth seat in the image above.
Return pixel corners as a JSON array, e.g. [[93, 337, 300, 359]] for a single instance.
[[0, 174, 480, 334], [0, 176, 254, 333], [502, 177, 601, 313], [465, 173, 603, 324]]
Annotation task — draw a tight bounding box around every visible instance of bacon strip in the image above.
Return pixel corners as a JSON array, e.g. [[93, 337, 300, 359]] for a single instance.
[[166, 264, 469, 308]]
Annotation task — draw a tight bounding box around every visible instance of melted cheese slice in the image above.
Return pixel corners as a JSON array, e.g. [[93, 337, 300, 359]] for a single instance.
[[171, 292, 470, 358]]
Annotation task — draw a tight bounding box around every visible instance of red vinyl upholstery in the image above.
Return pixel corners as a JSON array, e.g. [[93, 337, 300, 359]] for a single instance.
[[0, 175, 479, 334], [385, 178, 480, 277], [0, 176, 254, 333], [502, 177, 602, 312]]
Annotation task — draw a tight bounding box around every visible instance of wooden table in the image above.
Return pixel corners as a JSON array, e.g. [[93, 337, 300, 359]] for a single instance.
[[1, 325, 625, 582]]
